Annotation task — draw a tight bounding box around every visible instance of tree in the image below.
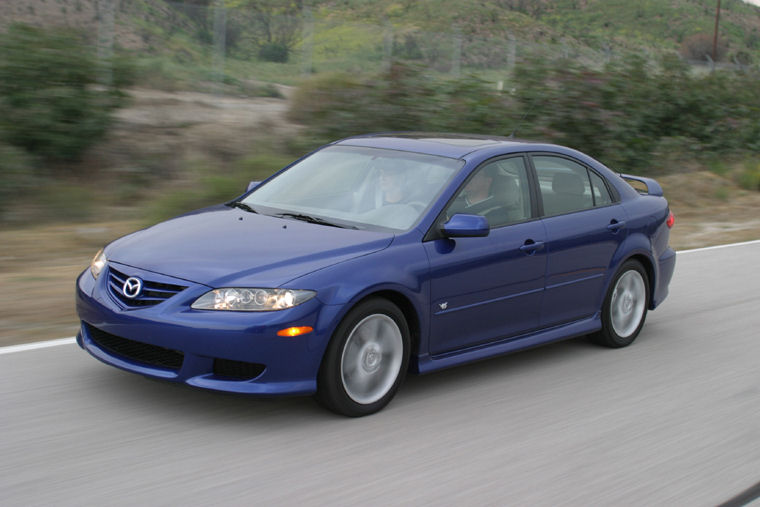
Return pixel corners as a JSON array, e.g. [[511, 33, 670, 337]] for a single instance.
[[232, 0, 304, 62], [0, 24, 131, 163]]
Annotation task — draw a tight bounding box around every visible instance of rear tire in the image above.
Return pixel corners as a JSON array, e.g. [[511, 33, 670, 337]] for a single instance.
[[592, 260, 649, 348], [317, 298, 410, 417]]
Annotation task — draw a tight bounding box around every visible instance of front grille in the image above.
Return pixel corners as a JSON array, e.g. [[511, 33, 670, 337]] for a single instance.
[[213, 358, 265, 380], [108, 266, 187, 308], [87, 324, 184, 371]]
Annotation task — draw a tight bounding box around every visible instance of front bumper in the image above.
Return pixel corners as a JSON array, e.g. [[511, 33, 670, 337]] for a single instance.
[[76, 264, 341, 396]]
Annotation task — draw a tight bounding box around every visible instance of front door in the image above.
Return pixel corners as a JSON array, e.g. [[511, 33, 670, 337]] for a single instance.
[[424, 156, 547, 356]]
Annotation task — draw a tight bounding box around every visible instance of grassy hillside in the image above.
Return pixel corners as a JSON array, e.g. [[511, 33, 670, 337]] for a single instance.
[[3, 0, 760, 87], [536, 0, 760, 58], [317, 0, 760, 63]]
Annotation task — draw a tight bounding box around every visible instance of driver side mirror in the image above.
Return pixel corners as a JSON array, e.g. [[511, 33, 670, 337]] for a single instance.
[[442, 214, 490, 238], [246, 181, 261, 192]]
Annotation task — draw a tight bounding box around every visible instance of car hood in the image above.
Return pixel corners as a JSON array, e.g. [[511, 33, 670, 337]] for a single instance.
[[106, 206, 394, 287]]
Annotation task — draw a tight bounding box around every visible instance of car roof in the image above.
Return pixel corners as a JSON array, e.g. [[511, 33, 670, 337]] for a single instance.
[[335, 133, 538, 159]]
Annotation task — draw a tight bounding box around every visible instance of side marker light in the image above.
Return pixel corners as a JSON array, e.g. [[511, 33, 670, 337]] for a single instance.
[[277, 326, 314, 337], [666, 211, 675, 229]]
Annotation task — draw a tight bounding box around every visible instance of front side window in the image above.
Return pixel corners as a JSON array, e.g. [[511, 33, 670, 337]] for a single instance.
[[445, 156, 532, 228], [243, 146, 463, 231]]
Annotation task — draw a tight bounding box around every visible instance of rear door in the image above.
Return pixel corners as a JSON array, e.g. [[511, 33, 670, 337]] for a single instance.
[[530, 154, 627, 327]]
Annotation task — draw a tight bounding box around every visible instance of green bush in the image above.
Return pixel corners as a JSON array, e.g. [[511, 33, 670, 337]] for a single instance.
[[737, 161, 760, 191], [0, 24, 133, 163], [289, 63, 514, 143], [0, 142, 36, 212], [145, 154, 291, 224], [289, 57, 760, 175], [510, 55, 760, 171], [235, 153, 293, 180], [259, 42, 290, 63], [36, 183, 95, 221]]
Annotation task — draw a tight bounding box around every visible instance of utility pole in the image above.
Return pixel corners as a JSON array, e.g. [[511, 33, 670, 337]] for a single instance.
[[97, 0, 120, 85], [712, 0, 722, 62]]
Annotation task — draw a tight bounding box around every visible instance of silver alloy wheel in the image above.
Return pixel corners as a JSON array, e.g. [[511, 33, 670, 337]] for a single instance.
[[610, 270, 646, 338], [340, 314, 404, 405]]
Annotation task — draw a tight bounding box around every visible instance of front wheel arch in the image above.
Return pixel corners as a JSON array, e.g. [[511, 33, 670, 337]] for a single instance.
[[316, 297, 411, 416], [319, 288, 421, 367]]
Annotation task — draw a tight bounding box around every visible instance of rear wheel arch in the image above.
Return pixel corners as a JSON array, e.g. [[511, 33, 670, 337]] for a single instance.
[[626, 253, 656, 310], [607, 234, 656, 311], [592, 258, 650, 348]]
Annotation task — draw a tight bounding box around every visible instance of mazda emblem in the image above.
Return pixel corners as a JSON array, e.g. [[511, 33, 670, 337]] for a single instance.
[[123, 277, 143, 299]]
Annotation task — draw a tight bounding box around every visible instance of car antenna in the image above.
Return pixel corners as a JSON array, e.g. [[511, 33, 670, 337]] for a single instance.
[[508, 110, 530, 139]]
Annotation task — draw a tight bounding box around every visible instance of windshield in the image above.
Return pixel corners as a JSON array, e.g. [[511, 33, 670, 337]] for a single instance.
[[242, 145, 463, 231]]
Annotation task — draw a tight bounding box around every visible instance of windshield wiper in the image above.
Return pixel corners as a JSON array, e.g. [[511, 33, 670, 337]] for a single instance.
[[227, 201, 258, 213], [275, 212, 357, 229]]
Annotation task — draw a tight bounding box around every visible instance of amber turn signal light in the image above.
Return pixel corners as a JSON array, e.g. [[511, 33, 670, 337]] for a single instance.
[[277, 326, 314, 337]]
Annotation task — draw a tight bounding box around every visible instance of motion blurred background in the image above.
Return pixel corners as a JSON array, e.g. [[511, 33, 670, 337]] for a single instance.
[[1, 0, 759, 346]]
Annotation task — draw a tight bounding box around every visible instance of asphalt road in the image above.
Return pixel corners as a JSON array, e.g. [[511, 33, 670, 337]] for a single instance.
[[2, 242, 759, 506]]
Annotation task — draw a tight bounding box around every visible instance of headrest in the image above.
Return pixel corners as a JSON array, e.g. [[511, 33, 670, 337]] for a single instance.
[[552, 172, 585, 195]]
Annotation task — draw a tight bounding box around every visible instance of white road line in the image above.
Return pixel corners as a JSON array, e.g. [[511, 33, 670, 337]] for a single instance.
[[677, 239, 760, 254], [1, 239, 758, 356], [0, 337, 77, 355]]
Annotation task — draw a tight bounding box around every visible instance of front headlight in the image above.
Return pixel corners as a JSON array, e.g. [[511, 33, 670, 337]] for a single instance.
[[191, 288, 316, 311], [90, 249, 107, 279]]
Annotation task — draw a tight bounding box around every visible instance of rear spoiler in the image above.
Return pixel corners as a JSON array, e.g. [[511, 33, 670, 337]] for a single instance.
[[619, 174, 664, 197]]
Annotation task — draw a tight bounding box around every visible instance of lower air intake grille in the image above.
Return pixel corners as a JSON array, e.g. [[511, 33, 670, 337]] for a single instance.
[[87, 324, 184, 371], [213, 358, 265, 380]]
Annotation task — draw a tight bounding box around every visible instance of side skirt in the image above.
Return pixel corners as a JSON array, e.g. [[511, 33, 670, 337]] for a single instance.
[[413, 315, 602, 375]]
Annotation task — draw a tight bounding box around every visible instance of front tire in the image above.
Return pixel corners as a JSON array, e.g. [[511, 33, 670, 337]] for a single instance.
[[592, 260, 650, 348], [317, 298, 410, 417]]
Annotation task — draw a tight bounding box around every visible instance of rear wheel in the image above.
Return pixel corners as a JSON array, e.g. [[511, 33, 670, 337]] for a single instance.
[[592, 260, 649, 348], [317, 298, 410, 417]]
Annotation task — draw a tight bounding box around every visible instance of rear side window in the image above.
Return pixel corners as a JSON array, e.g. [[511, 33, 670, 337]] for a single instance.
[[532, 155, 612, 216]]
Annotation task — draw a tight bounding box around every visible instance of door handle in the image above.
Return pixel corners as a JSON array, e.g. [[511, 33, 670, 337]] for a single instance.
[[607, 220, 626, 233], [519, 240, 545, 255]]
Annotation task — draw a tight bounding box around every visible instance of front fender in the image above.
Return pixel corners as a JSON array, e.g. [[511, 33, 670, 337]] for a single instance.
[[283, 235, 431, 359]]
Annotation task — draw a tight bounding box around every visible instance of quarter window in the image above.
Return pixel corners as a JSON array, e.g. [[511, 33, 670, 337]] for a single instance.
[[589, 170, 613, 206]]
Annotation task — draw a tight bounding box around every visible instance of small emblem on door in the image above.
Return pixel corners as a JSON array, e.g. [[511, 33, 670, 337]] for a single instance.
[[439, 302, 448, 310]]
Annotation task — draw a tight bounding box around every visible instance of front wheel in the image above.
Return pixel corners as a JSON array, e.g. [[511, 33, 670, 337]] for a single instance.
[[592, 260, 650, 348], [317, 298, 410, 417]]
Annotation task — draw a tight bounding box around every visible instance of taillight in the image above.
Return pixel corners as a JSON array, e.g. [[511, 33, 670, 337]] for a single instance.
[[666, 211, 675, 229]]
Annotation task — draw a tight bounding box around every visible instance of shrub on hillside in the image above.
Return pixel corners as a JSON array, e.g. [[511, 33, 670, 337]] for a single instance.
[[289, 57, 760, 174], [259, 42, 290, 63], [680, 33, 728, 62], [0, 142, 36, 213], [0, 24, 133, 164], [289, 63, 514, 141], [510, 55, 760, 170]]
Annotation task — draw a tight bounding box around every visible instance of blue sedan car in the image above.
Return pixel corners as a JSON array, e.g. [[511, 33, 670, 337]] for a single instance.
[[76, 133, 676, 416]]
